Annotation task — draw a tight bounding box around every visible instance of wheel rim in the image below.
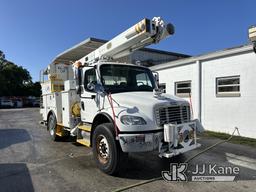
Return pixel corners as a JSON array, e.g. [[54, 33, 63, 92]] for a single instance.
[[96, 135, 110, 164], [48, 115, 55, 136]]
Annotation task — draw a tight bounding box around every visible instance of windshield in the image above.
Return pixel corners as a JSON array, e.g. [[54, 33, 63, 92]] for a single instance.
[[100, 64, 155, 93]]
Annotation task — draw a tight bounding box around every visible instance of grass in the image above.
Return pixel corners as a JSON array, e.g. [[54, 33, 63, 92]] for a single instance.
[[200, 130, 256, 148]]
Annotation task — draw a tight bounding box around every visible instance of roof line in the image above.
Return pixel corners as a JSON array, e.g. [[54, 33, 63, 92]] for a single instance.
[[150, 44, 254, 71], [52, 37, 190, 64]]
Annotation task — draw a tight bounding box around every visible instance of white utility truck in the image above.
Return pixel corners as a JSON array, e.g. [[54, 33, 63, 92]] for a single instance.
[[40, 17, 202, 175]]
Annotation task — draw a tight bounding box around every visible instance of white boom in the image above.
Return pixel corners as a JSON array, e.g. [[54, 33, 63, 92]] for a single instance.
[[79, 17, 174, 65]]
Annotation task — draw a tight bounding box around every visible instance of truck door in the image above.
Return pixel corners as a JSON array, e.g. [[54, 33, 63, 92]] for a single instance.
[[80, 68, 98, 123]]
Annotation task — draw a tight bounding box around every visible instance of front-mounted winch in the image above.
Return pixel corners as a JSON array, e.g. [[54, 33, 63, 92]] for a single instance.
[[160, 122, 201, 158]]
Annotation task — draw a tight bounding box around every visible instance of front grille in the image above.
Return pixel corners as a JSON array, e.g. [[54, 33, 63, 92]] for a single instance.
[[155, 105, 190, 127]]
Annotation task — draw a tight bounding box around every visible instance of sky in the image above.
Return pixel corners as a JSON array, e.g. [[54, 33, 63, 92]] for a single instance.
[[1, 0, 256, 81]]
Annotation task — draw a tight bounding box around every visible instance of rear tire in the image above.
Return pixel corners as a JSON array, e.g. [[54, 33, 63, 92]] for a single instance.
[[92, 123, 127, 175], [47, 113, 58, 141]]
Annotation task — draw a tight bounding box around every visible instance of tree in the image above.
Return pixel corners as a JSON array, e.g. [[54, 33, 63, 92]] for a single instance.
[[0, 50, 41, 97], [0, 50, 8, 69], [25, 82, 42, 97]]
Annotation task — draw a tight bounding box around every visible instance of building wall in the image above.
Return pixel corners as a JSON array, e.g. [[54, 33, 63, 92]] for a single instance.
[[157, 62, 200, 119], [202, 51, 256, 138], [155, 49, 256, 139]]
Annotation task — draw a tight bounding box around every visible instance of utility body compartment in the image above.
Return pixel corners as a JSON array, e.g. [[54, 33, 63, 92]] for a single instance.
[[61, 90, 80, 128]]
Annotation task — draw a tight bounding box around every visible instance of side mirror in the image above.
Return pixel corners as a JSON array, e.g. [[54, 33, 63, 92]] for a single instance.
[[152, 71, 159, 87], [87, 82, 104, 93], [87, 82, 95, 91]]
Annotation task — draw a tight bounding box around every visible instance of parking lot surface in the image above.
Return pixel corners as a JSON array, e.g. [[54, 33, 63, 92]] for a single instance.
[[0, 108, 255, 192]]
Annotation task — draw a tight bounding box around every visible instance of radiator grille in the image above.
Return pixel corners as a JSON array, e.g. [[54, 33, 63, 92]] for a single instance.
[[155, 105, 190, 127]]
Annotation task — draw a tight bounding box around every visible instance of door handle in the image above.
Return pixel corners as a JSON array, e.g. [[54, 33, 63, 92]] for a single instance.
[[81, 101, 85, 111]]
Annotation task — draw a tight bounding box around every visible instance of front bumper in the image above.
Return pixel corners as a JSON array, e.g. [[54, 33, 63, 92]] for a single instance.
[[119, 131, 163, 153], [118, 121, 201, 157]]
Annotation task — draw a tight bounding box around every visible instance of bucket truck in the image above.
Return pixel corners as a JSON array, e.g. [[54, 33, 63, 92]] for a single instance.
[[40, 17, 202, 175]]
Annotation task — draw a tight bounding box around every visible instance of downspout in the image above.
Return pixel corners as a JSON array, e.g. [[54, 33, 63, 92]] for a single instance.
[[197, 60, 202, 122]]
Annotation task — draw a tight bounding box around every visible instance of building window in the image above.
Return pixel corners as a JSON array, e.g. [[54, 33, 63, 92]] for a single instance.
[[175, 81, 191, 97], [159, 83, 166, 93], [216, 75, 240, 97]]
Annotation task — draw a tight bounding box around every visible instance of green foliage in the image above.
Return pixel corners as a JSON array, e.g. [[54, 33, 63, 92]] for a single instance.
[[0, 50, 41, 96], [25, 82, 42, 97]]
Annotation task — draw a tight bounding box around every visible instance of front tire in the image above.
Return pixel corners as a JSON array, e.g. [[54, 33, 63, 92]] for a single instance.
[[47, 113, 58, 141], [92, 123, 127, 175]]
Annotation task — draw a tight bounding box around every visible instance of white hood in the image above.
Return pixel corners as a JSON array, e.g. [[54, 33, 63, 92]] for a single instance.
[[110, 91, 189, 122], [111, 91, 187, 107]]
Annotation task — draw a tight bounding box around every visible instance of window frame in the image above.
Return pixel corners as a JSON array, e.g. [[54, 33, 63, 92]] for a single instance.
[[99, 64, 155, 93], [175, 80, 191, 97], [216, 75, 240, 97], [84, 68, 97, 93]]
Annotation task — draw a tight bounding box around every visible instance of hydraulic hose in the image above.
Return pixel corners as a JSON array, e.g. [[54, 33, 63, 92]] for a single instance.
[[107, 93, 119, 137]]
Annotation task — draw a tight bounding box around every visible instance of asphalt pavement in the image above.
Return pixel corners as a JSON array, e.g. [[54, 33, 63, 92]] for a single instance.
[[0, 108, 255, 192]]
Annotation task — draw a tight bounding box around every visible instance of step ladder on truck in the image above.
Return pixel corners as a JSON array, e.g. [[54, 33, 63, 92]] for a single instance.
[[40, 17, 203, 175]]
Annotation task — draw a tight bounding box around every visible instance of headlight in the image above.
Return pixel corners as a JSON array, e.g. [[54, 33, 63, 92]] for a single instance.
[[120, 115, 147, 125]]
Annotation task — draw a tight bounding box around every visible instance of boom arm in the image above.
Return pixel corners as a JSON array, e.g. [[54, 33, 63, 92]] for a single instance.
[[79, 17, 174, 65]]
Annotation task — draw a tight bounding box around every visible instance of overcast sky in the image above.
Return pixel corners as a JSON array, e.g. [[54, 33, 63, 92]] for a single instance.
[[1, 0, 256, 81]]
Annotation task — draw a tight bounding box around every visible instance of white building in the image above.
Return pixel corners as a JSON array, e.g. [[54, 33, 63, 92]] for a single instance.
[[150, 44, 256, 139]]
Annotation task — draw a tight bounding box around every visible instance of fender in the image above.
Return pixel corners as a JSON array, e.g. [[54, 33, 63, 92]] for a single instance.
[[91, 112, 116, 143]]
